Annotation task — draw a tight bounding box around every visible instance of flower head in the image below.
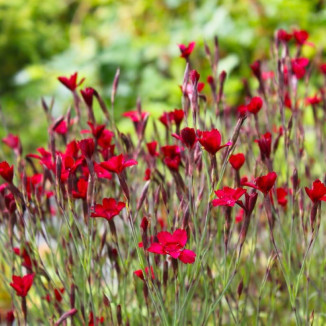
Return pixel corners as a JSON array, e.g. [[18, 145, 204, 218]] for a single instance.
[[305, 180, 326, 203], [0, 161, 14, 183], [198, 129, 231, 155], [247, 96, 263, 115], [10, 273, 35, 297], [212, 187, 246, 207], [178, 41, 195, 59], [147, 229, 196, 264], [100, 154, 138, 174], [91, 198, 125, 221], [172, 127, 197, 149], [229, 153, 245, 170], [58, 72, 85, 91]]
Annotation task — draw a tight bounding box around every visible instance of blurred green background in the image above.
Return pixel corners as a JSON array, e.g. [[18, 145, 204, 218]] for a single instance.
[[0, 0, 326, 152]]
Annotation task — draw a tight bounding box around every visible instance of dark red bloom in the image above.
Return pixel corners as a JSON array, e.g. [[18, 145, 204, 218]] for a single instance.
[[161, 145, 182, 171], [98, 129, 114, 149], [277, 29, 292, 42], [171, 109, 184, 127], [0, 161, 14, 183], [2, 134, 20, 151], [134, 266, 155, 281], [320, 63, 326, 75], [146, 141, 159, 157], [305, 180, 326, 203], [250, 60, 261, 79], [147, 229, 196, 264], [256, 172, 277, 195], [159, 112, 173, 128], [284, 92, 292, 110], [13, 245, 34, 269], [255, 132, 272, 160], [6, 310, 15, 323], [85, 122, 106, 139], [235, 209, 245, 223], [78, 138, 95, 159], [58, 72, 85, 91], [276, 187, 288, 207], [72, 178, 88, 199], [198, 129, 231, 155], [293, 29, 309, 45], [178, 41, 195, 59], [10, 273, 35, 297], [172, 127, 197, 149], [291, 58, 309, 79], [81, 87, 95, 106], [247, 96, 263, 115], [144, 168, 151, 181], [237, 104, 248, 117], [229, 153, 245, 170], [100, 154, 138, 174], [91, 198, 125, 221], [212, 187, 246, 207]]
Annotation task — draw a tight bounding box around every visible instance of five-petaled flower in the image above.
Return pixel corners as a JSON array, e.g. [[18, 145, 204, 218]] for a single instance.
[[212, 187, 247, 207], [147, 229, 196, 264], [91, 198, 125, 221], [10, 273, 35, 297], [305, 180, 326, 203], [197, 129, 231, 156], [100, 154, 138, 174]]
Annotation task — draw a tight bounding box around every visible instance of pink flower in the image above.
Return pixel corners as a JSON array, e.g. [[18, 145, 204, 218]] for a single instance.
[[147, 229, 196, 264], [2, 134, 20, 151]]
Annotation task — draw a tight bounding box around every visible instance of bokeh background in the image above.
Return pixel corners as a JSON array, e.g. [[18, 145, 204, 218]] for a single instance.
[[0, 0, 326, 153]]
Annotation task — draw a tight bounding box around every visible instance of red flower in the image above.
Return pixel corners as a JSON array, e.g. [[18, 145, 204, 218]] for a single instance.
[[276, 187, 288, 207], [284, 92, 292, 110], [84, 122, 106, 139], [98, 129, 114, 149], [81, 87, 95, 106], [134, 266, 155, 281], [6, 310, 15, 323], [72, 178, 88, 199], [250, 61, 261, 79], [291, 58, 309, 79], [255, 132, 272, 160], [178, 41, 195, 59], [100, 154, 138, 174], [91, 198, 125, 221], [212, 187, 246, 207], [146, 141, 159, 157], [293, 29, 309, 45], [58, 72, 85, 91], [78, 138, 95, 159], [159, 112, 173, 128], [144, 168, 151, 181], [256, 172, 277, 195], [123, 111, 149, 123], [161, 145, 182, 171], [237, 104, 248, 117], [54, 120, 68, 135], [198, 129, 231, 155], [305, 95, 321, 106], [172, 127, 197, 149], [2, 134, 20, 151], [0, 161, 14, 183], [305, 180, 326, 203], [320, 63, 326, 75], [235, 209, 245, 223], [277, 29, 292, 42], [88, 311, 105, 326], [229, 153, 245, 170], [171, 109, 184, 127], [13, 244, 34, 269], [147, 229, 196, 264], [10, 273, 35, 297], [94, 163, 112, 180], [247, 96, 263, 115]]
